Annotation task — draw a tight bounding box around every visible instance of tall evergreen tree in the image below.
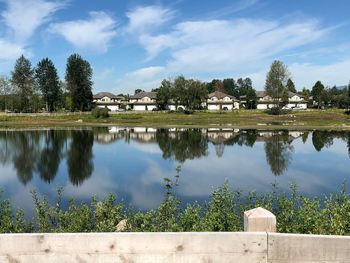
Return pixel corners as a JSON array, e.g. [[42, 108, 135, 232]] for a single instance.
[[286, 78, 297, 93], [35, 58, 61, 112], [65, 54, 93, 111], [264, 60, 290, 109], [11, 55, 35, 112], [311, 81, 325, 108]]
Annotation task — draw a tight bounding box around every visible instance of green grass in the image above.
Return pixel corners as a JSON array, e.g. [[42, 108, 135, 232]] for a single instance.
[[0, 109, 349, 129]]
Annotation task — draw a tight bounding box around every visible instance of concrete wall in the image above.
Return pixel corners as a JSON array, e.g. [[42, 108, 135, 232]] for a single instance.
[[1, 232, 350, 263], [0, 232, 267, 263]]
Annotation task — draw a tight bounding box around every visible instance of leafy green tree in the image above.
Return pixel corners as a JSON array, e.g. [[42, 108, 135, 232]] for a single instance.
[[65, 54, 93, 111], [172, 76, 187, 110], [311, 81, 325, 108], [0, 76, 12, 111], [134, 89, 144, 94], [206, 79, 221, 93], [156, 80, 172, 110], [11, 55, 35, 112], [222, 78, 238, 97], [264, 60, 290, 109], [286, 78, 297, 93], [35, 58, 61, 112], [184, 79, 208, 111], [236, 78, 256, 109], [348, 82, 350, 109]]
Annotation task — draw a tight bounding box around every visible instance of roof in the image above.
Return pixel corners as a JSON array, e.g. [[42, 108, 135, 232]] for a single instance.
[[130, 91, 157, 99], [256, 91, 304, 99], [208, 91, 238, 101], [93, 92, 122, 99]]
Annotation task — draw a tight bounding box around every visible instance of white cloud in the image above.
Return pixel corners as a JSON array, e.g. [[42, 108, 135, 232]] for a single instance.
[[0, 39, 28, 60], [114, 66, 166, 94], [1, 0, 66, 41], [207, 0, 259, 18], [249, 59, 350, 90], [126, 5, 174, 33], [140, 19, 327, 75], [49, 11, 117, 53]]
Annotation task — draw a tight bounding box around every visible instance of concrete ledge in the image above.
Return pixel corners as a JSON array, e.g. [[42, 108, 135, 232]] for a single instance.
[[0, 232, 267, 263], [1, 231, 350, 262], [268, 233, 350, 263]]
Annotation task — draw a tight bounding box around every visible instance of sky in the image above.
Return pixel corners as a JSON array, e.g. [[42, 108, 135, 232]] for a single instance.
[[0, 0, 349, 94]]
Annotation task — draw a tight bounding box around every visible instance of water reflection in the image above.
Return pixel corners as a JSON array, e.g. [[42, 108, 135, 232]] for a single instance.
[[263, 131, 294, 176], [0, 127, 350, 200], [67, 130, 94, 186]]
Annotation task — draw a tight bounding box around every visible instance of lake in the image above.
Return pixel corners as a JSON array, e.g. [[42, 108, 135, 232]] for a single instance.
[[0, 127, 349, 216]]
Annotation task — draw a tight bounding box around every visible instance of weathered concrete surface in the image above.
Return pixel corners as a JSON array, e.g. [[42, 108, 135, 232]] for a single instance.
[[268, 233, 350, 263], [0, 232, 267, 263], [244, 207, 276, 232]]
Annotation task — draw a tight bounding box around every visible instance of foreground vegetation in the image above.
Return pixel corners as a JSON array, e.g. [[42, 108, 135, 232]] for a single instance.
[[0, 109, 350, 129], [1, 180, 350, 235]]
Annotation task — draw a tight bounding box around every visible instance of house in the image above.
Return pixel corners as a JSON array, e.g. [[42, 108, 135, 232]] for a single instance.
[[128, 91, 157, 111], [207, 91, 239, 111], [256, 91, 307, 110], [93, 92, 125, 111]]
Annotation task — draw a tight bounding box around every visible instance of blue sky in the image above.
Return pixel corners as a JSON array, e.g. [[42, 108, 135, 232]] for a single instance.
[[0, 0, 349, 94]]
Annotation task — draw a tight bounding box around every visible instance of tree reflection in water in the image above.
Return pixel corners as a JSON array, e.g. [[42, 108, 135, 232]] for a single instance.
[[156, 129, 208, 163], [67, 130, 94, 186], [0, 128, 349, 187], [264, 131, 294, 176]]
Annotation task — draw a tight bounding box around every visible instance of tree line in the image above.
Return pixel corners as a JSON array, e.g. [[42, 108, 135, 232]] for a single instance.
[[0, 54, 93, 112], [154, 75, 257, 111], [265, 60, 350, 111]]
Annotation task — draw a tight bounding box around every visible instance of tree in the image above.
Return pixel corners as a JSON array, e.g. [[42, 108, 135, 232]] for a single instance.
[[286, 78, 297, 93], [311, 81, 325, 108], [11, 55, 35, 112], [237, 78, 256, 109], [264, 60, 290, 109], [185, 79, 208, 110], [223, 78, 238, 97], [35, 58, 61, 112], [134, 89, 144, 94], [65, 54, 93, 111], [156, 79, 172, 110], [0, 76, 12, 111], [206, 79, 221, 93], [348, 82, 350, 109], [214, 80, 225, 92]]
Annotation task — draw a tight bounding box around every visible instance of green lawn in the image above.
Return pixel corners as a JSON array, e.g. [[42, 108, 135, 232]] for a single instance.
[[0, 109, 349, 129]]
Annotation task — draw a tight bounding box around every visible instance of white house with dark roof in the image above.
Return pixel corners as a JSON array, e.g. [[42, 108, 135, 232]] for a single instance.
[[256, 91, 307, 110], [207, 91, 240, 111], [93, 92, 125, 111], [128, 91, 157, 111]]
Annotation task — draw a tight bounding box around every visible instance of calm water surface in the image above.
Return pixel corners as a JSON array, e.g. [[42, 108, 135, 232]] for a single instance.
[[0, 127, 349, 215]]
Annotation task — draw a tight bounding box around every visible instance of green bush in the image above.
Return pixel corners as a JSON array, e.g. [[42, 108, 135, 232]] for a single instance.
[[1, 181, 350, 234], [92, 107, 109, 118]]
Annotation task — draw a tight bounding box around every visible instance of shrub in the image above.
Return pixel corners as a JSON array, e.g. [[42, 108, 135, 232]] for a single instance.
[[92, 107, 109, 118]]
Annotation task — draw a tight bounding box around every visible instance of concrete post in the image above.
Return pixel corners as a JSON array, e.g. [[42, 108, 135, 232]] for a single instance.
[[244, 207, 276, 232]]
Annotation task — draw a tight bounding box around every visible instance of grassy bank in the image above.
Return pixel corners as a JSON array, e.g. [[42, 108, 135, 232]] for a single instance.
[[0, 109, 350, 129], [1, 181, 350, 235]]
